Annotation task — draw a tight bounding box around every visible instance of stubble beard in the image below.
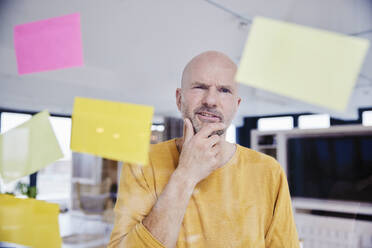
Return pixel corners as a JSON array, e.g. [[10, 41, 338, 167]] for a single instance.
[[182, 105, 226, 137]]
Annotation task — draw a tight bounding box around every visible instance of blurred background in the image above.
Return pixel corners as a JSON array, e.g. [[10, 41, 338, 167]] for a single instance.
[[0, 0, 372, 247]]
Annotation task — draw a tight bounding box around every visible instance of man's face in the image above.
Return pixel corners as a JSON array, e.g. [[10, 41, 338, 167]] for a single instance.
[[176, 55, 241, 135]]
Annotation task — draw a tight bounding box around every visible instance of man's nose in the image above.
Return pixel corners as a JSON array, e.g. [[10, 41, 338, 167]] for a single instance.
[[202, 88, 218, 107]]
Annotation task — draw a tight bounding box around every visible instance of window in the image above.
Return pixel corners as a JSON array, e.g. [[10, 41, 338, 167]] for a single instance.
[[0, 112, 72, 205], [37, 116, 72, 204], [257, 116, 294, 131], [362, 111, 372, 126], [0, 112, 32, 194], [226, 124, 236, 143], [50, 116, 72, 161], [151, 124, 165, 132], [0, 112, 31, 133], [298, 114, 330, 129]]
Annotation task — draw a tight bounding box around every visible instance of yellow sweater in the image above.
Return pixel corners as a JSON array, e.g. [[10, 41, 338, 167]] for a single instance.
[[109, 139, 299, 248]]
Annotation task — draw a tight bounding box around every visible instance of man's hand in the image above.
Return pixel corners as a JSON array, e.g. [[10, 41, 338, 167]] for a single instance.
[[177, 118, 225, 185], [142, 119, 225, 248]]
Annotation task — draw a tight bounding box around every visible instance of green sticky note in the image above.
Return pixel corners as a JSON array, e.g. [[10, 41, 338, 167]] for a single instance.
[[0, 111, 63, 183], [235, 16, 370, 111]]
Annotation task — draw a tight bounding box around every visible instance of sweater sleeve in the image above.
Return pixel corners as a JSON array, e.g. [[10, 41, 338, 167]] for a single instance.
[[108, 163, 166, 248], [265, 166, 300, 248]]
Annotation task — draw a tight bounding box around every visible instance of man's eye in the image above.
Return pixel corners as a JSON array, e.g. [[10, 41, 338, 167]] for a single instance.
[[221, 88, 231, 93]]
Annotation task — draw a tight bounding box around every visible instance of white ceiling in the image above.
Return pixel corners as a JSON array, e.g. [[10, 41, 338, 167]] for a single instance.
[[0, 0, 371, 125]]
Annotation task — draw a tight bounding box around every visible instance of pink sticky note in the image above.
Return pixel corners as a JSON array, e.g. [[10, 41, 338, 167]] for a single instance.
[[14, 13, 83, 75]]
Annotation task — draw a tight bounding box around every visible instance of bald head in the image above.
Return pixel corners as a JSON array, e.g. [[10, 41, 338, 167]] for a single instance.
[[176, 51, 241, 136], [181, 51, 237, 89]]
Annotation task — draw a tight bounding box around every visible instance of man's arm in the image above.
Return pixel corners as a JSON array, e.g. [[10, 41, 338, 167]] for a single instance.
[[142, 119, 225, 248], [108, 162, 160, 248], [108, 119, 224, 248], [265, 166, 300, 248], [141, 166, 196, 247]]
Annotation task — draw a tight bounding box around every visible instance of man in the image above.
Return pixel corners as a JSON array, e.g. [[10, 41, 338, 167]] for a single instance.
[[108, 51, 299, 248]]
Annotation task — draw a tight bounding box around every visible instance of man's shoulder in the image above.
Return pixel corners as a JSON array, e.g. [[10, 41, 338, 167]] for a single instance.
[[149, 139, 176, 154], [236, 144, 282, 173], [148, 139, 178, 168]]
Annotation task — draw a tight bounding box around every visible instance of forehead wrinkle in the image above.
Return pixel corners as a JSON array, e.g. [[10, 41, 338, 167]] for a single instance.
[[181, 51, 237, 89], [193, 81, 235, 89]]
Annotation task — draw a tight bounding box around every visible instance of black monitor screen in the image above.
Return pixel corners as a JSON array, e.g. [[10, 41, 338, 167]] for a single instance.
[[287, 135, 372, 204]]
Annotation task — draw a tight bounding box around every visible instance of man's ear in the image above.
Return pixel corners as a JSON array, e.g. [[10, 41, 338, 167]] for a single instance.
[[176, 88, 182, 111], [237, 97, 241, 107]]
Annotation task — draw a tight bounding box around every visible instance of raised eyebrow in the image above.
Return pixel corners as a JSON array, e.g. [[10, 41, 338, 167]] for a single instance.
[[191, 82, 234, 92], [191, 82, 209, 87]]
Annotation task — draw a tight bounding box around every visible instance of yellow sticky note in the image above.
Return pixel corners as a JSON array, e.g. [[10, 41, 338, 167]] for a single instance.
[[0, 111, 63, 183], [0, 194, 61, 248], [235, 16, 370, 111], [70, 97, 154, 165]]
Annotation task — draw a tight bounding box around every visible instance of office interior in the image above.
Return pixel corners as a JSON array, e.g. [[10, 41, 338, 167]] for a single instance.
[[0, 0, 372, 248]]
